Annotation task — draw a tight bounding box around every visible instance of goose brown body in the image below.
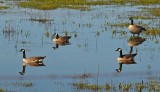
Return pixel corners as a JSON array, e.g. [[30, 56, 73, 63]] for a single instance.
[[52, 33, 71, 42]]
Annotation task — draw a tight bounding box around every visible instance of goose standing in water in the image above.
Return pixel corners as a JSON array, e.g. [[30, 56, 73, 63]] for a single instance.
[[19, 49, 46, 75], [128, 17, 146, 36], [115, 48, 137, 72]]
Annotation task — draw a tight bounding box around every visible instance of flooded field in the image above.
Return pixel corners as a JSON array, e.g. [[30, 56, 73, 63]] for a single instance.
[[0, 0, 160, 92]]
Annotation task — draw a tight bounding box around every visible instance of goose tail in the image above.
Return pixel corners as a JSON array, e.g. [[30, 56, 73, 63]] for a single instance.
[[41, 56, 46, 59]]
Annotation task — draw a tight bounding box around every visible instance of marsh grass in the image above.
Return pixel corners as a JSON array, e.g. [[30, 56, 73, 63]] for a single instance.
[[132, 16, 153, 19], [12, 81, 33, 87], [63, 31, 69, 36], [112, 30, 128, 36], [0, 81, 33, 92], [72, 80, 160, 91], [0, 89, 5, 92], [0, 6, 8, 10], [144, 29, 160, 36], [18, 0, 89, 10], [133, 0, 160, 5], [18, 0, 160, 10], [45, 30, 50, 38], [29, 18, 53, 23], [62, 5, 89, 11], [149, 8, 160, 17], [109, 23, 129, 28], [74, 32, 78, 38], [72, 82, 103, 90], [71, 73, 92, 79], [141, 7, 160, 17]]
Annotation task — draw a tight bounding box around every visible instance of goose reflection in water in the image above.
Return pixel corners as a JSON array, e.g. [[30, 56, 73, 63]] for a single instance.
[[52, 41, 71, 50], [128, 36, 146, 53], [19, 49, 46, 75], [115, 48, 137, 72]]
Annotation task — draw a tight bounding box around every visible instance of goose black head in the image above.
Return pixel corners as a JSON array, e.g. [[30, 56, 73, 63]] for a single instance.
[[20, 49, 25, 52], [54, 33, 59, 39]]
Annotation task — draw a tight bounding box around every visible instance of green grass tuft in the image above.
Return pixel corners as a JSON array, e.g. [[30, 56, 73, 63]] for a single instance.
[[0, 6, 9, 10], [73, 82, 101, 90], [0, 89, 5, 92]]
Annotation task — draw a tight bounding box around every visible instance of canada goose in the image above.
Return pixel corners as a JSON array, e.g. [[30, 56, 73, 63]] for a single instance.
[[19, 49, 46, 75], [128, 17, 146, 36], [116, 48, 137, 64], [52, 33, 71, 43]]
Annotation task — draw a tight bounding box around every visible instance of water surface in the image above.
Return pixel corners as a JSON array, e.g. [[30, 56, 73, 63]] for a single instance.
[[0, 1, 160, 92]]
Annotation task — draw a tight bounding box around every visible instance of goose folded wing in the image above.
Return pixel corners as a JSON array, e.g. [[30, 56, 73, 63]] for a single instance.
[[61, 36, 71, 41], [133, 25, 145, 30]]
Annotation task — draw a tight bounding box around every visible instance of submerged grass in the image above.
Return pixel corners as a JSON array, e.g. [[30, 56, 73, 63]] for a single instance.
[[12, 81, 33, 87], [29, 17, 53, 23], [109, 23, 129, 28], [149, 8, 160, 17], [18, 0, 160, 10]]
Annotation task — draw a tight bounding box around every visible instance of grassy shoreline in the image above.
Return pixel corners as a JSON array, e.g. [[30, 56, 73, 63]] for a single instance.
[[18, 0, 160, 10], [72, 80, 160, 91]]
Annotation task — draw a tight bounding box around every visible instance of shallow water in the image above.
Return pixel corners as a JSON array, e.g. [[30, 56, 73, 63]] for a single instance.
[[0, 1, 160, 92]]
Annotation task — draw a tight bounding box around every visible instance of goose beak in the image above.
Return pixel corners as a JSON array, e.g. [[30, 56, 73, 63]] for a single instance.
[[19, 49, 24, 52]]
